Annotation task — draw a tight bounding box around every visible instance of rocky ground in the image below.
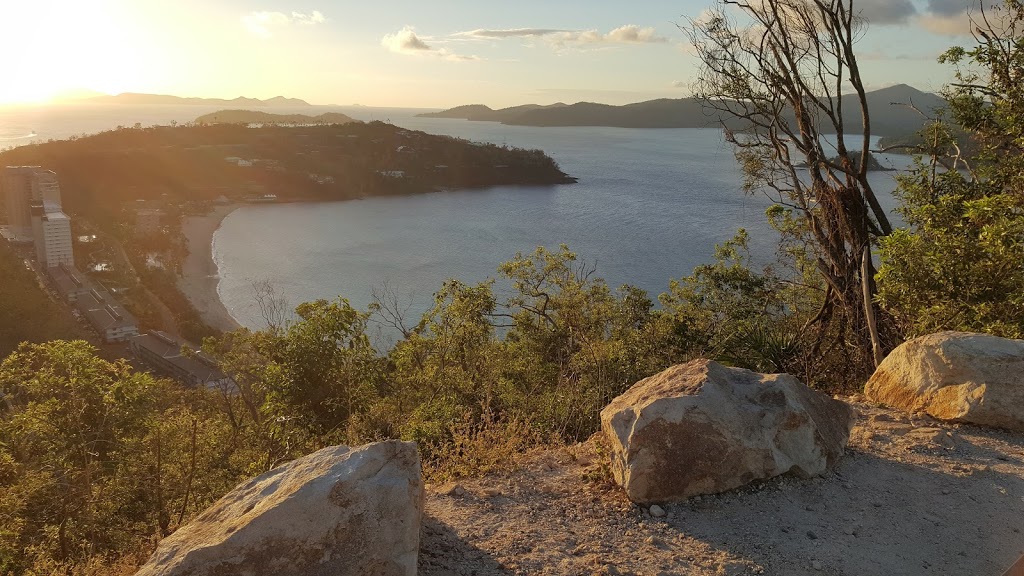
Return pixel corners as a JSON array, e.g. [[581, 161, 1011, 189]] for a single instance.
[[419, 398, 1024, 576]]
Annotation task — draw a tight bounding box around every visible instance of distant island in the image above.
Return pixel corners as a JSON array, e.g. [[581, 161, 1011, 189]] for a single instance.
[[194, 109, 357, 125], [419, 84, 946, 137], [83, 93, 311, 107], [418, 103, 569, 123]]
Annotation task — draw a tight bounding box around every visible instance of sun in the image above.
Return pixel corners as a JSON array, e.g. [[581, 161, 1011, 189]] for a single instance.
[[0, 0, 156, 105]]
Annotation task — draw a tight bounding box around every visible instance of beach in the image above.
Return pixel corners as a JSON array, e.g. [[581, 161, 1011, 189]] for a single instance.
[[179, 205, 243, 333]]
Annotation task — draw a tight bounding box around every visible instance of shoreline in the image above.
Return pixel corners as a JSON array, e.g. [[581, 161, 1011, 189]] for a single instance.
[[179, 204, 243, 334]]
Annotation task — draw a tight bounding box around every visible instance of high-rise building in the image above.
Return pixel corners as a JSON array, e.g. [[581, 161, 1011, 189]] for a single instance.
[[2, 166, 63, 241], [3, 167, 33, 240], [3, 166, 74, 267], [31, 169, 62, 209], [31, 204, 74, 267]]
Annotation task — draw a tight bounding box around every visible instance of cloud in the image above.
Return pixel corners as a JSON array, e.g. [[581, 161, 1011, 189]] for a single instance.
[[455, 24, 668, 47], [382, 26, 479, 61], [243, 10, 325, 38], [671, 80, 687, 88], [851, 0, 1001, 36], [382, 26, 433, 52], [602, 24, 668, 43], [915, 0, 1004, 35], [856, 0, 917, 25], [457, 28, 567, 39]]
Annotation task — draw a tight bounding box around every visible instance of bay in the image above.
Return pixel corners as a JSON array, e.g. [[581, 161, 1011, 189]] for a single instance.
[[212, 109, 909, 329]]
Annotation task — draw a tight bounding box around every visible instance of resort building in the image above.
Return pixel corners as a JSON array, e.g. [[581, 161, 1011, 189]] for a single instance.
[[129, 331, 233, 389], [2, 166, 62, 241], [47, 264, 95, 302], [76, 288, 139, 343], [31, 205, 74, 267]]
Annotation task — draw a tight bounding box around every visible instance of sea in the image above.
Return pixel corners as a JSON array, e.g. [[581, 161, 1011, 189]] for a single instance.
[[0, 103, 912, 331]]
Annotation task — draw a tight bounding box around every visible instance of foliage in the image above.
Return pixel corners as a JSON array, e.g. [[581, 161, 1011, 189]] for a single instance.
[[0, 342, 208, 571], [878, 0, 1024, 338], [687, 0, 896, 377], [0, 244, 90, 358]]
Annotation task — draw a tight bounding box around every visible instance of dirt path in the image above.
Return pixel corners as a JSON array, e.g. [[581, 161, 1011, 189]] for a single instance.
[[419, 400, 1024, 576]]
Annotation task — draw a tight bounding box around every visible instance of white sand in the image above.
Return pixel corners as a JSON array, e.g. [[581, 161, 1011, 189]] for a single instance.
[[178, 205, 242, 333]]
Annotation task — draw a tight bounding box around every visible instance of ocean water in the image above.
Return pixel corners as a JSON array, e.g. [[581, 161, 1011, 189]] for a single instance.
[[211, 109, 910, 329], [0, 103, 910, 330]]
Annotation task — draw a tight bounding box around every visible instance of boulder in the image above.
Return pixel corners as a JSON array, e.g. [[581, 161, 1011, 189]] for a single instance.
[[865, 331, 1024, 431], [600, 359, 852, 504], [136, 440, 423, 576]]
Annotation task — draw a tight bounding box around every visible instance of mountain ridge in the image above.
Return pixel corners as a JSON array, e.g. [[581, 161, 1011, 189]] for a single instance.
[[82, 93, 312, 107], [418, 84, 945, 136]]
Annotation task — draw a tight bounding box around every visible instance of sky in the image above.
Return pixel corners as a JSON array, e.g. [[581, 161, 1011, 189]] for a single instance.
[[0, 0, 988, 108]]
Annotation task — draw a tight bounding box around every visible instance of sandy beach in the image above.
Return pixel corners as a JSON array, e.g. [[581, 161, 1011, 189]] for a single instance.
[[179, 205, 243, 333]]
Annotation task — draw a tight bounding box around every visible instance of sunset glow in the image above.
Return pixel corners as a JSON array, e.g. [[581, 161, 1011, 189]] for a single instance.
[[0, 0, 979, 107]]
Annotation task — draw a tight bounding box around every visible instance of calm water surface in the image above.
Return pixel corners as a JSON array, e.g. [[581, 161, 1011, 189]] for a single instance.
[[212, 109, 907, 328]]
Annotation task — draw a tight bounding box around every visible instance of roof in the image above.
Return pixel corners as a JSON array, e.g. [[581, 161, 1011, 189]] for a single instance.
[[131, 331, 228, 384], [47, 264, 93, 295], [76, 289, 137, 331]]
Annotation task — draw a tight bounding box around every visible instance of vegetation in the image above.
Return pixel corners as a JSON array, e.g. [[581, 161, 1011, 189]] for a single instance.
[[878, 0, 1024, 338], [688, 0, 896, 382], [0, 244, 89, 358], [0, 122, 573, 223]]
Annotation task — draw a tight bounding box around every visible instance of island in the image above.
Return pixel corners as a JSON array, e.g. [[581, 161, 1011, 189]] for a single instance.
[[194, 109, 357, 125], [81, 93, 311, 107], [419, 84, 946, 137]]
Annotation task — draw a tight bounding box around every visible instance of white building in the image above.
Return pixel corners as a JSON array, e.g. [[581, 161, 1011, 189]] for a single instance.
[[31, 206, 74, 268], [76, 288, 139, 343]]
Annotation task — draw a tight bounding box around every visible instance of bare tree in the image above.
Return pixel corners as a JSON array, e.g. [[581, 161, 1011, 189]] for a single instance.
[[687, 0, 894, 374], [370, 279, 418, 339], [252, 279, 288, 331]]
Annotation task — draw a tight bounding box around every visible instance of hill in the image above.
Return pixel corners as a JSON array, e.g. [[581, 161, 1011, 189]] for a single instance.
[[417, 103, 568, 123], [84, 93, 311, 107], [0, 122, 575, 221], [419, 85, 947, 137], [0, 244, 90, 357], [194, 109, 358, 125]]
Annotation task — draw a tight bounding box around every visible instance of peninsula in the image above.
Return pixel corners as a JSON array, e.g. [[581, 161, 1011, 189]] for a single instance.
[[419, 84, 945, 137], [0, 121, 575, 217]]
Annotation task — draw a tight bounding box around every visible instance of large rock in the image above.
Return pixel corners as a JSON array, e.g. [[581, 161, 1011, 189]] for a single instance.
[[865, 331, 1024, 431], [136, 440, 423, 576], [600, 359, 852, 504]]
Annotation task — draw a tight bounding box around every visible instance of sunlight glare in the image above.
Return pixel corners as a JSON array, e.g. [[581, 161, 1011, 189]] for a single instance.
[[0, 0, 149, 104]]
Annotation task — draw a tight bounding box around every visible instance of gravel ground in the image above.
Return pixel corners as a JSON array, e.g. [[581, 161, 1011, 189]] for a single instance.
[[419, 399, 1024, 576]]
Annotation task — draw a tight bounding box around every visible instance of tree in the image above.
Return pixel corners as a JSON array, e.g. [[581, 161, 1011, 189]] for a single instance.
[[688, 0, 894, 378], [0, 341, 170, 570], [877, 0, 1024, 337]]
